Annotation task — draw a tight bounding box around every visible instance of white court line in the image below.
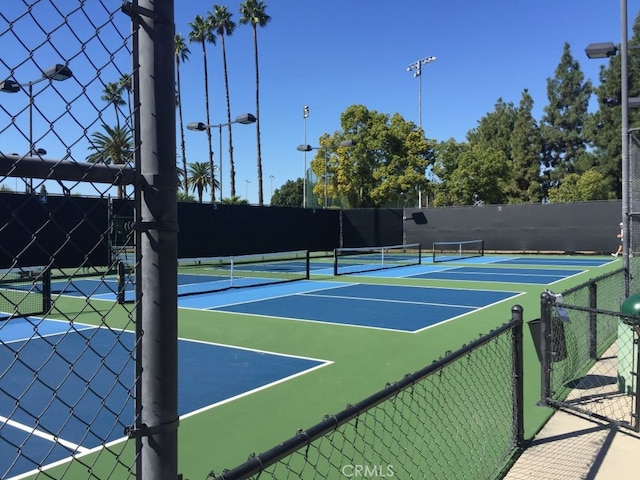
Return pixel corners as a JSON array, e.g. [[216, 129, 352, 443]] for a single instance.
[[0, 415, 90, 454]]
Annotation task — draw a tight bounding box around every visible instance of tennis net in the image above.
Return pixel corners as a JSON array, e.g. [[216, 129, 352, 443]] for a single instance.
[[0, 267, 51, 320], [117, 250, 310, 302], [333, 243, 422, 275], [432, 239, 484, 263]]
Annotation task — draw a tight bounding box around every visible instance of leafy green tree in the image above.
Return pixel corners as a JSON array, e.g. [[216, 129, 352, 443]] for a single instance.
[[209, 5, 238, 198], [189, 14, 217, 202], [187, 161, 213, 203], [86, 124, 133, 198], [445, 144, 512, 205], [431, 139, 467, 206], [547, 169, 614, 202], [585, 11, 640, 199], [540, 43, 593, 182], [312, 105, 430, 208], [270, 178, 303, 207], [221, 195, 249, 205], [177, 191, 195, 202], [175, 33, 191, 194], [466, 98, 517, 156], [508, 89, 543, 202], [240, 0, 271, 206]]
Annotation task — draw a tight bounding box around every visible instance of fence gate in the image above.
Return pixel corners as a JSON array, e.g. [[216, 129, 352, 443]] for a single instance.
[[536, 271, 640, 431]]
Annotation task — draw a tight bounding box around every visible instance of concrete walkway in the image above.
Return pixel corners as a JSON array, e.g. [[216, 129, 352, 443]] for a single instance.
[[505, 340, 640, 479], [504, 409, 640, 480]]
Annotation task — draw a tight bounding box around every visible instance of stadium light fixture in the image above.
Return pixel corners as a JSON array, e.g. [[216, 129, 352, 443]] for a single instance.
[[585, 1, 629, 294], [1, 63, 73, 192], [406, 55, 436, 129], [296, 139, 355, 208], [187, 113, 256, 199], [585, 42, 618, 59]]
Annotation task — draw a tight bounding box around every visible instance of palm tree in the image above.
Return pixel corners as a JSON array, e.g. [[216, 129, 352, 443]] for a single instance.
[[86, 124, 133, 198], [175, 33, 191, 194], [101, 82, 127, 127], [209, 5, 237, 197], [118, 74, 133, 126], [240, 0, 271, 206], [187, 161, 214, 203], [189, 15, 217, 202]]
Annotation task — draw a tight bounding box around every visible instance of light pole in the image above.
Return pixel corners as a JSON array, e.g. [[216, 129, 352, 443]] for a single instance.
[[245, 179, 251, 201], [297, 139, 355, 208], [407, 56, 436, 208], [585, 0, 630, 295], [1, 63, 73, 193], [406, 56, 436, 129], [269, 174, 274, 202], [187, 113, 256, 201], [303, 105, 309, 208]]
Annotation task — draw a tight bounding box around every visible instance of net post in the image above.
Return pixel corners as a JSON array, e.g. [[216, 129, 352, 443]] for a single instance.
[[418, 243, 422, 264], [117, 260, 126, 305], [333, 248, 339, 276], [42, 267, 52, 313], [305, 250, 310, 280]]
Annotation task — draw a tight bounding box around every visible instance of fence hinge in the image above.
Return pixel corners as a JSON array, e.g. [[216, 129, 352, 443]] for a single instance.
[[125, 417, 179, 439]]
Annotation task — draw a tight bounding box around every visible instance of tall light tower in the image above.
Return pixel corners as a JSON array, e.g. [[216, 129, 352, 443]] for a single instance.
[[407, 56, 436, 128], [303, 105, 309, 208], [407, 55, 436, 208]]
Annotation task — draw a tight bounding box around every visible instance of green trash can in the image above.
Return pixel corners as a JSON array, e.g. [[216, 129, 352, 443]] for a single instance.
[[618, 294, 640, 394], [621, 293, 640, 326]]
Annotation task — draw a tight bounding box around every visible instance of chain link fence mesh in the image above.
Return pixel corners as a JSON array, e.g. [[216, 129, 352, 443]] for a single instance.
[[1, 1, 140, 478], [540, 269, 639, 431], [213, 313, 524, 480]]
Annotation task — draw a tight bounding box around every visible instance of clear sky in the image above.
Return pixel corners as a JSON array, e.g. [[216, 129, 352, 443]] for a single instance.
[[0, 1, 633, 203]]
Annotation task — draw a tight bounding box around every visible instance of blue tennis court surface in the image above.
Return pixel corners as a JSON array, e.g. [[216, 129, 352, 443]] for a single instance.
[[0, 318, 329, 478], [407, 265, 585, 284], [180, 281, 520, 333], [488, 256, 612, 267]]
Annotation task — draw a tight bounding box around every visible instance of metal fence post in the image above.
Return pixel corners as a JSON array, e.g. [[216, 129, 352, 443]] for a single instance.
[[589, 280, 598, 359], [511, 305, 525, 447], [126, 1, 179, 479], [540, 291, 553, 402]]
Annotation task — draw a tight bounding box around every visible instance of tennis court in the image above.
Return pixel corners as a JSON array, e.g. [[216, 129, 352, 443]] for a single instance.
[[406, 265, 586, 284], [0, 317, 329, 478], [179, 280, 520, 332], [0, 246, 611, 478]]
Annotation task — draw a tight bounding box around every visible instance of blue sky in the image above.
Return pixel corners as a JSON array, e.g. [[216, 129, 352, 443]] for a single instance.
[[0, 1, 633, 203]]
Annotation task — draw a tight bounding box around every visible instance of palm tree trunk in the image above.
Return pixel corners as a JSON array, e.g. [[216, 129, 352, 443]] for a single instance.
[[202, 40, 216, 202], [221, 35, 236, 199], [176, 61, 188, 193], [253, 25, 264, 206]]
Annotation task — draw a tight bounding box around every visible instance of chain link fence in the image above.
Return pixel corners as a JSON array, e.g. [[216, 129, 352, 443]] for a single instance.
[[212, 307, 525, 480], [536, 268, 640, 431], [1, 1, 177, 479]]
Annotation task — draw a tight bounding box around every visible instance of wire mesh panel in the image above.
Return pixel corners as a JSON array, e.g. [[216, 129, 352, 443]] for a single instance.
[[0, 2, 141, 478], [333, 243, 421, 275], [432, 239, 484, 263], [629, 134, 640, 288], [213, 310, 524, 480], [538, 269, 639, 431]]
